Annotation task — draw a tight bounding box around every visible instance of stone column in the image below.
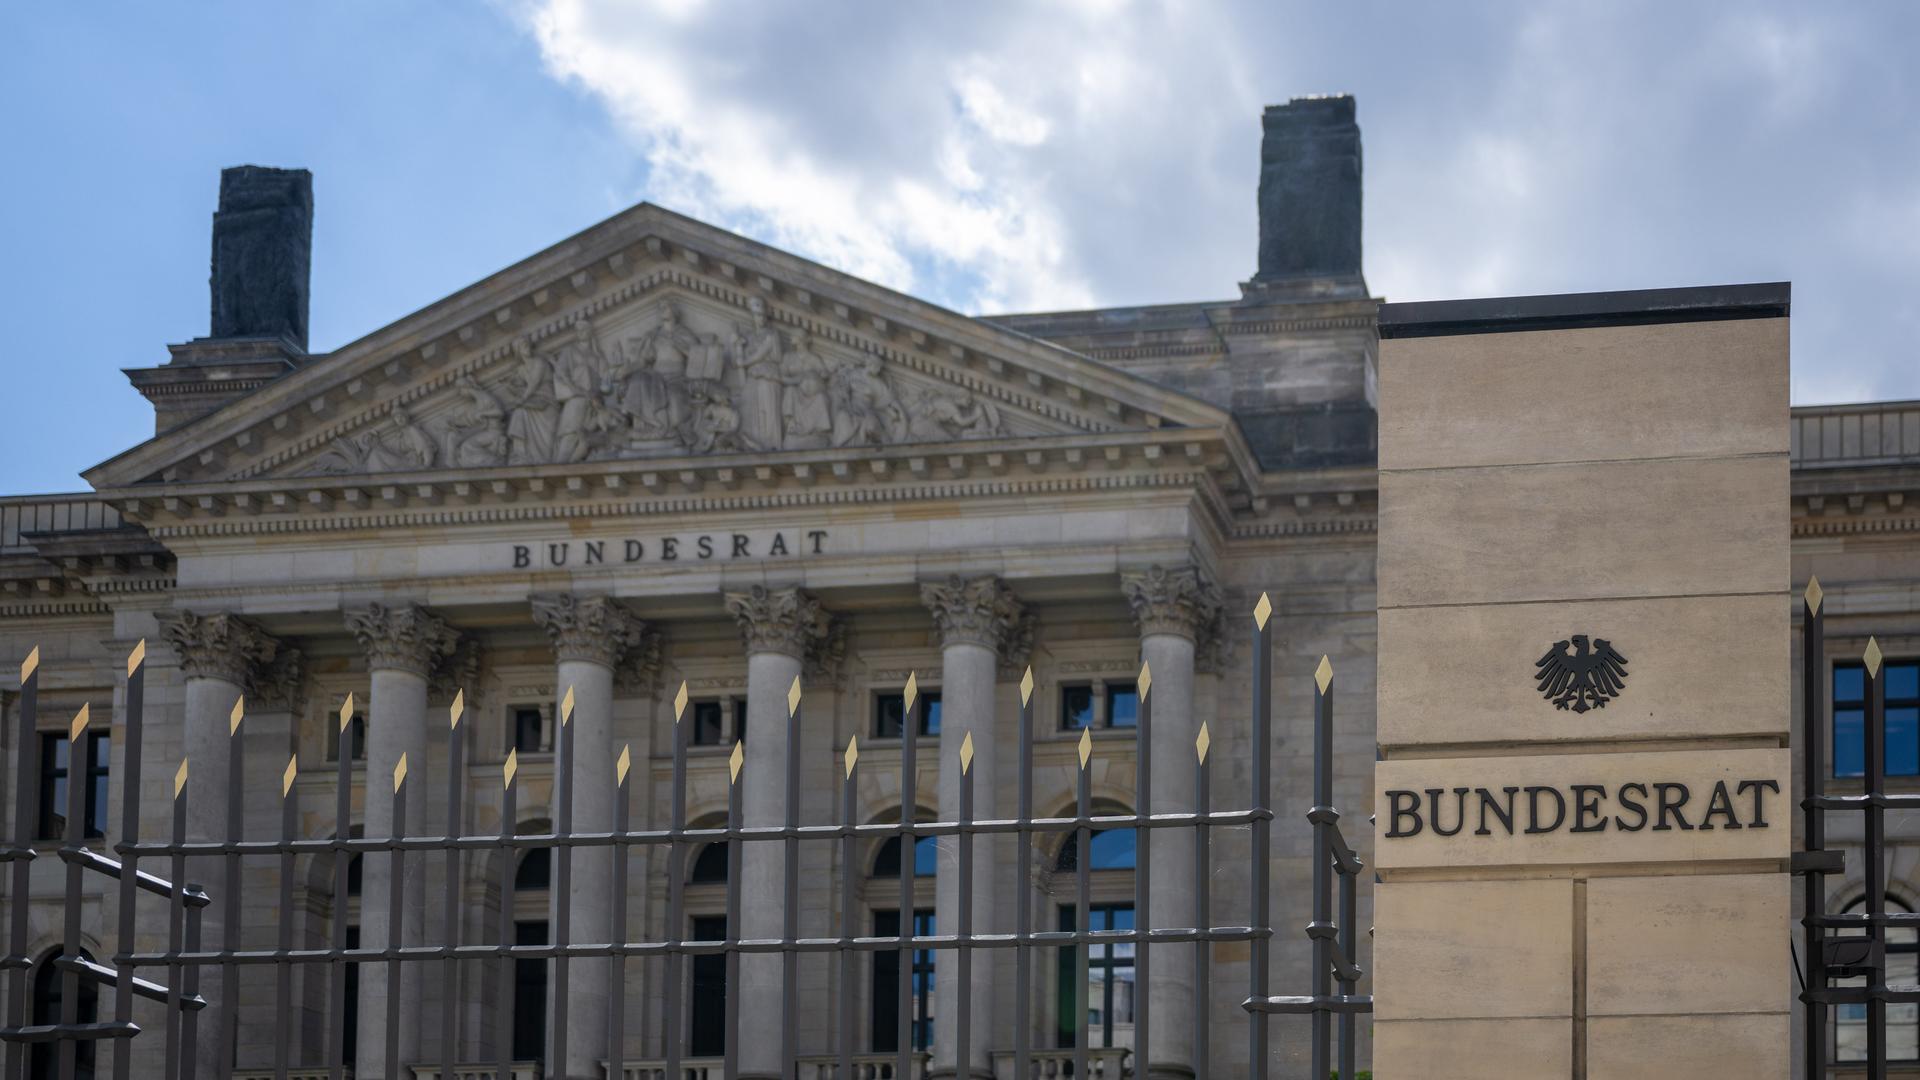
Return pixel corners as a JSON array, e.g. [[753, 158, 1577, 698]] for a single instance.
[[531, 594, 646, 1080], [346, 602, 459, 1080], [723, 585, 832, 1080], [920, 575, 1031, 1079], [1120, 566, 1223, 1080], [157, 610, 282, 1080]]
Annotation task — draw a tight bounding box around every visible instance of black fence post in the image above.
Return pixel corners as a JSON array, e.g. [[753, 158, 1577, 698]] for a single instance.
[[610, 742, 631, 1080], [1802, 578, 1826, 1080], [1135, 661, 1152, 1080], [444, 690, 466, 1078], [1013, 669, 1033, 1080], [4, 647, 38, 1080], [330, 695, 354, 1080], [1248, 595, 1272, 1080], [496, 749, 518, 1080], [114, 642, 146, 1080], [58, 703, 90, 1080], [1867, 638, 1887, 1080]]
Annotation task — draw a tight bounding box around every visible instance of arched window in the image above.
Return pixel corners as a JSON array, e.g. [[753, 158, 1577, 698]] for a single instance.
[[684, 816, 734, 1056], [868, 824, 937, 1053], [31, 949, 98, 1078], [511, 835, 552, 1065], [689, 841, 730, 885], [1837, 894, 1920, 1062], [1052, 819, 1138, 1052]]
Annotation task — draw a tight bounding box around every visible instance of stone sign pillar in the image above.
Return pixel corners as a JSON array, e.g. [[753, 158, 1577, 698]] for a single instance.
[[1372, 285, 1794, 1078]]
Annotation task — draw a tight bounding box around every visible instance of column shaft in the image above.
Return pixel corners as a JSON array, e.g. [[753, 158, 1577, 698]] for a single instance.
[[182, 674, 244, 1080], [555, 659, 616, 1080], [738, 648, 801, 1079], [1142, 633, 1197, 1080], [358, 667, 429, 1079], [934, 641, 996, 1079]]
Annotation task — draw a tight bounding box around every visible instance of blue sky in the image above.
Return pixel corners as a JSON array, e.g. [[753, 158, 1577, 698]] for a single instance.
[[3, 1, 1916, 494]]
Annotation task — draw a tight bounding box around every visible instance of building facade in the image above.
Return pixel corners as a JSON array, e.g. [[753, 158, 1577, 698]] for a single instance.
[[0, 96, 1914, 1079]]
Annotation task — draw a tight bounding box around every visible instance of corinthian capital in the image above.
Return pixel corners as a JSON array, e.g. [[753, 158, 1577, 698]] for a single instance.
[[157, 609, 281, 688], [1121, 564, 1225, 643], [723, 585, 831, 661], [530, 594, 646, 669], [920, 574, 1034, 664], [345, 602, 462, 678]]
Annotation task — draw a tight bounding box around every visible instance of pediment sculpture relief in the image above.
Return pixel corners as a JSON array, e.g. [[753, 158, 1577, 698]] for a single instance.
[[299, 298, 1007, 476]]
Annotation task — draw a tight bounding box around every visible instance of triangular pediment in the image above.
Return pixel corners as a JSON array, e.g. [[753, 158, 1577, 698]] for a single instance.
[[86, 205, 1233, 490]]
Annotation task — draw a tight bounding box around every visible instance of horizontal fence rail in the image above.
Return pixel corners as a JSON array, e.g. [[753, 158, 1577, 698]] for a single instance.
[[0, 591, 1372, 1078]]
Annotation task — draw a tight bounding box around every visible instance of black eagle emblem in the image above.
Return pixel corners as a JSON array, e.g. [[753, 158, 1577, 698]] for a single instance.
[[1534, 635, 1628, 713]]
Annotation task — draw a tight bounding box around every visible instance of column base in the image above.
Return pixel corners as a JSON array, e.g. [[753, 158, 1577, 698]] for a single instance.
[[925, 1066, 996, 1080], [1138, 1061, 1196, 1080]]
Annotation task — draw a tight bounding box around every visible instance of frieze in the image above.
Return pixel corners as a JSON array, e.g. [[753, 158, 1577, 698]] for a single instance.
[[512, 528, 829, 569]]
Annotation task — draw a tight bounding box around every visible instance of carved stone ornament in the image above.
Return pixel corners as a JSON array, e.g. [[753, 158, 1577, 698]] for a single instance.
[[723, 585, 833, 662], [428, 636, 483, 706], [293, 297, 1009, 477], [251, 647, 308, 711], [1121, 565, 1226, 644], [614, 632, 665, 697], [345, 601, 463, 679], [919, 575, 1035, 674], [529, 593, 647, 670], [157, 609, 282, 688]]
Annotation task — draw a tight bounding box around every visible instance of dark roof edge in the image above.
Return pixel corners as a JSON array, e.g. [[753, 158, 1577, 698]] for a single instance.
[[1378, 282, 1790, 339]]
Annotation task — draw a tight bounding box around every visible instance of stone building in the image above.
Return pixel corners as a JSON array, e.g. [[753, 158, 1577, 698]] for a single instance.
[[0, 95, 1913, 1079]]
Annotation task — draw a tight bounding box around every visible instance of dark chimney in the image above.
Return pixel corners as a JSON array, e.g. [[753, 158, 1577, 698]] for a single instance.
[[209, 166, 312, 350], [1251, 96, 1363, 295]]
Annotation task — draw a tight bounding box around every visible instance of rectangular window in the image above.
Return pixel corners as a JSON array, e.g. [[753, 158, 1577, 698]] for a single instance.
[[1834, 659, 1920, 778], [1060, 685, 1095, 730], [688, 699, 744, 747], [1055, 903, 1135, 1049], [1060, 684, 1139, 730], [326, 712, 367, 762], [37, 731, 109, 840], [872, 908, 936, 1052], [512, 920, 549, 1062], [1105, 683, 1139, 729], [690, 914, 729, 1055], [874, 691, 941, 739], [510, 706, 549, 754]]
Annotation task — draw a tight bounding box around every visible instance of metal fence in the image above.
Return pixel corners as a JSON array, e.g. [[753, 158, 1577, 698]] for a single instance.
[[0, 593, 1371, 1079], [1800, 576, 1915, 1080]]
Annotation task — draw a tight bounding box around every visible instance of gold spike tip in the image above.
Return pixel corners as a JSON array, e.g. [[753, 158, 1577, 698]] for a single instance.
[[904, 672, 919, 712], [1019, 666, 1034, 707], [1314, 656, 1334, 695], [393, 752, 409, 793], [1077, 726, 1092, 769], [1253, 592, 1273, 631], [450, 690, 465, 730], [728, 740, 745, 783], [561, 685, 576, 725], [503, 749, 519, 789], [229, 695, 245, 736], [674, 681, 690, 723], [787, 675, 803, 718], [1195, 721, 1212, 763], [70, 703, 90, 741], [339, 693, 355, 732], [21, 645, 39, 684], [173, 758, 189, 799], [282, 755, 299, 798], [126, 639, 146, 678], [843, 735, 859, 779], [616, 744, 632, 786], [1137, 661, 1152, 701], [1806, 575, 1824, 616], [960, 730, 975, 775], [1866, 637, 1885, 678]]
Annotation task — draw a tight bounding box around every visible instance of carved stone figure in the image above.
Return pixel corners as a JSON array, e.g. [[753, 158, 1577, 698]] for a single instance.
[[550, 317, 613, 463], [685, 383, 743, 454], [620, 304, 698, 436], [830, 354, 907, 447], [909, 387, 1003, 441], [505, 336, 558, 465], [304, 403, 436, 475], [779, 330, 834, 450], [737, 297, 786, 451], [446, 373, 509, 467]]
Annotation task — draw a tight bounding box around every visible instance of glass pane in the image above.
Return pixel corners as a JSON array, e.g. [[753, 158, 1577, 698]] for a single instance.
[[1836, 709, 1865, 777], [513, 709, 545, 753], [1089, 828, 1136, 870], [875, 694, 906, 738], [1891, 707, 1920, 777], [1061, 686, 1094, 730], [691, 701, 724, 746], [1837, 999, 1867, 1061], [1107, 685, 1139, 729], [1889, 662, 1919, 702], [1836, 664, 1866, 705], [923, 693, 942, 736]]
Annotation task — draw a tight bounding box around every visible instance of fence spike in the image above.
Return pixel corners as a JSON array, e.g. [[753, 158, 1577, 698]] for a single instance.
[[229, 695, 245, 735], [787, 675, 803, 717], [617, 744, 632, 785], [1196, 721, 1211, 763], [503, 748, 519, 789], [1865, 636, 1884, 676], [174, 757, 190, 799], [450, 689, 465, 728], [844, 735, 860, 777], [282, 754, 298, 798], [1254, 591, 1273, 630], [70, 702, 90, 741], [339, 693, 355, 731], [1315, 655, 1334, 694], [562, 684, 576, 723], [1077, 726, 1092, 769], [127, 638, 146, 677], [1020, 665, 1034, 706], [729, 739, 745, 783], [674, 680, 689, 722], [1138, 660, 1152, 700], [904, 671, 918, 711], [960, 730, 975, 775], [394, 751, 408, 792], [1806, 574, 1824, 615], [20, 643, 38, 683]]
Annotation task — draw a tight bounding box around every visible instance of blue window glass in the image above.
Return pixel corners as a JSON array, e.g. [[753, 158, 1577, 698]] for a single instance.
[[1106, 684, 1139, 729], [872, 834, 939, 877], [1834, 660, 1920, 778], [1056, 827, 1137, 872]]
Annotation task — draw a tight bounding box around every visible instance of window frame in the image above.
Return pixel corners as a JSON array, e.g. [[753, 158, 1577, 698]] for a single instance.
[[326, 710, 368, 763], [687, 697, 747, 748], [508, 703, 552, 755], [1834, 893, 1920, 1063], [37, 729, 110, 841], [1833, 657, 1920, 780], [872, 688, 942, 740]]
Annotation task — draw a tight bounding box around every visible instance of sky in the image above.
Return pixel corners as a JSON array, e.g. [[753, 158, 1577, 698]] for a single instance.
[[2, 1, 1915, 495]]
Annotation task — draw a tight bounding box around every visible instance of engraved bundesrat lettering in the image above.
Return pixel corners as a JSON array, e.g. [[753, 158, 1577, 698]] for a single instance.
[[511, 529, 829, 568], [1383, 779, 1781, 838]]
